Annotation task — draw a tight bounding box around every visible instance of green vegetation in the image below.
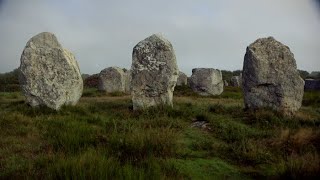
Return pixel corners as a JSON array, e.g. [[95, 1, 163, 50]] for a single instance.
[[0, 69, 20, 92], [298, 69, 310, 80], [0, 87, 319, 179], [221, 70, 242, 84]]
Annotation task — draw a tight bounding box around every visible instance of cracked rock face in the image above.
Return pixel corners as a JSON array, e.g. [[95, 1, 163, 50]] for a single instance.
[[19, 32, 83, 110], [177, 71, 188, 86], [98, 67, 126, 93], [189, 68, 224, 96], [131, 34, 179, 110], [242, 37, 304, 115]]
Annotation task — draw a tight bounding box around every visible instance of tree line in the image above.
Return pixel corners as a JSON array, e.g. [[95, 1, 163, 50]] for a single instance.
[[0, 68, 318, 92]]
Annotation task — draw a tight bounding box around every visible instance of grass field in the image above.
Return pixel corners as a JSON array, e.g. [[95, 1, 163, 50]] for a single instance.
[[0, 86, 319, 179]]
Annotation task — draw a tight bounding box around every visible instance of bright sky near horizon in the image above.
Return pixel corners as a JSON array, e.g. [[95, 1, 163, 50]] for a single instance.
[[0, 0, 319, 75]]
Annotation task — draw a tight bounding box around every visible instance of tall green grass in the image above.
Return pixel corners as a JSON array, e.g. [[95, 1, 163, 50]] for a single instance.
[[0, 88, 319, 179]]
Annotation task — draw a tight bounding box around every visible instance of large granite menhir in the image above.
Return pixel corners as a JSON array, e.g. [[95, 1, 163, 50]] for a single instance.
[[189, 68, 223, 96], [131, 34, 179, 110], [242, 37, 304, 116], [19, 32, 83, 110]]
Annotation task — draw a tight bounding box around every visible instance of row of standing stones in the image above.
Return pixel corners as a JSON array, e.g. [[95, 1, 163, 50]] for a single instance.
[[19, 32, 306, 116]]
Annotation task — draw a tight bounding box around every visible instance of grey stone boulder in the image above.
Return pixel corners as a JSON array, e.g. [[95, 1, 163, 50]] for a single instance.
[[224, 80, 229, 87], [19, 32, 83, 110], [177, 71, 188, 86], [242, 37, 304, 115], [189, 68, 223, 96], [231, 76, 242, 87], [304, 79, 320, 91], [131, 34, 179, 110], [98, 67, 126, 93]]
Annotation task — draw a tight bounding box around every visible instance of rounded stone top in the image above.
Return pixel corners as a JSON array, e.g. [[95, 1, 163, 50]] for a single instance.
[[148, 33, 171, 44], [100, 66, 124, 74], [247, 36, 291, 55], [26, 32, 61, 49], [133, 33, 173, 52]]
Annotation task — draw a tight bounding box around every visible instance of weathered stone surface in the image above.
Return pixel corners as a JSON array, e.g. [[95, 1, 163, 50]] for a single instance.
[[304, 79, 320, 91], [19, 32, 83, 110], [242, 37, 304, 115], [84, 74, 99, 88], [189, 68, 223, 96], [98, 67, 126, 93], [224, 80, 229, 86], [177, 71, 188, 86], [131, 34, 179, 110], [231, 76, 242, 87]]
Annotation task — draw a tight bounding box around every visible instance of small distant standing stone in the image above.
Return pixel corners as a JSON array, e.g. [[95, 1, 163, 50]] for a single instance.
[[98, 67, 126, 93], [189, 68, 224, 96], [131, 34, 179, 110], [242, 37, 304, 115], [19, 32, 83, 110], [230, 76, 242, 87], [224, 80, 229, 87], [177, 71, 188, 86]]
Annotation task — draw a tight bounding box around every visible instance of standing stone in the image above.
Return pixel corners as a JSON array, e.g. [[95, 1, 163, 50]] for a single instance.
[[84, 74, 99, 88], [230, 76, 242, 87], [131, 34, 179, 110], [304, 79, 320, 91], [242, 37, 304, 115], [177, 71, 188, 86], [98, 67, 126, 93], [224, 80, 229, 87], [189, 68, 223, 96], [19, 32, 83, 110]]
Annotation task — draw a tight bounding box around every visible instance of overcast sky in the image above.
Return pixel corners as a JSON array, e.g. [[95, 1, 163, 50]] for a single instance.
[[0, 0, 319, 75]]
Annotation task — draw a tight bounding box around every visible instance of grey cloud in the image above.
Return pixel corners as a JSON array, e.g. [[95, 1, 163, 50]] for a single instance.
[[0, 0, 319, 76]]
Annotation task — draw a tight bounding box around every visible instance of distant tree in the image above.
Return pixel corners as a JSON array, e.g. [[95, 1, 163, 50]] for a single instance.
[[0, 68, 20, 92], [232, 70, 242, 76], [221, 70, 232, 82], [221, 70, 243, 84], [307, 71, 320, 80], [298, 70, 309, 80]]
